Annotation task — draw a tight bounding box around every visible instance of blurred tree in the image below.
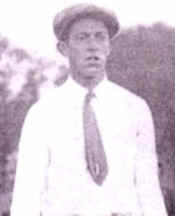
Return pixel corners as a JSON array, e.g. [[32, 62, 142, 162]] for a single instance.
[[107, 22, 175, 190], [0, 35, 8, 59], [0, 35, 65, 215]]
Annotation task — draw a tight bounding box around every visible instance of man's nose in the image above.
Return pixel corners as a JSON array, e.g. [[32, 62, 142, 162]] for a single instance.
[[86, 38, 99, 52], [87, 46, 98, 53]]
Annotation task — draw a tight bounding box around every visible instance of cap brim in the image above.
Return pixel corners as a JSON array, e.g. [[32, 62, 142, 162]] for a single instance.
[[53, 5, 119, 41]]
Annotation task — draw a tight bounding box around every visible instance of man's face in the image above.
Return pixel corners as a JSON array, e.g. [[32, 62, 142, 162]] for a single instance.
[[63, 18, 111, 83]]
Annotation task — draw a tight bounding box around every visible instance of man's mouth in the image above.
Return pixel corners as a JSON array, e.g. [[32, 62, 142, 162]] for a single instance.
[[86, 56, 100, 61], [85, 56, 101, 67]]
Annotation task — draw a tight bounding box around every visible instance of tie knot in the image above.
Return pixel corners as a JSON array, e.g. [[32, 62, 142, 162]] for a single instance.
[[85, 89, 96, 104]]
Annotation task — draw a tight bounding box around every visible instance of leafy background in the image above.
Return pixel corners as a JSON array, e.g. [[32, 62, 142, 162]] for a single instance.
[[0, 22, 175, 215]]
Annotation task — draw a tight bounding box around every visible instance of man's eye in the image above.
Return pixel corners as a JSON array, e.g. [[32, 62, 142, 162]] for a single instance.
[[79, 36, 85, 40], [76, 34, 87, 41], [96, 33, 109, 40]]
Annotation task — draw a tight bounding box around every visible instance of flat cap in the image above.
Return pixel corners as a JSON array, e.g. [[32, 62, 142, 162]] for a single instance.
[[53, 4, 120, 41]]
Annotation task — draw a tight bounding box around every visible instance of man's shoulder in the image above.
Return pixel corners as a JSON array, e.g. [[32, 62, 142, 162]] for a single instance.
[[106, 81, 153, 126], [106, 80, 147, 107], [29, 84, 65, 115]]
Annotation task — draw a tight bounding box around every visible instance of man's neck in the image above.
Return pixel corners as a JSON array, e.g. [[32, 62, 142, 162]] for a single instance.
[[70, 71, 105, 90]]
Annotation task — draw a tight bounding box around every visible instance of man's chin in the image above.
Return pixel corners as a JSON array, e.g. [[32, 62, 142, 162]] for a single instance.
[[83, 66, 102, 75], [83, 72, 105, 86], [84, 75, 95, 81]]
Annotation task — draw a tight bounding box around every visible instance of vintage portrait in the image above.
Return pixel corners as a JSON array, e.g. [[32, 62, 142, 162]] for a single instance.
[[0, 1, 174, 216]]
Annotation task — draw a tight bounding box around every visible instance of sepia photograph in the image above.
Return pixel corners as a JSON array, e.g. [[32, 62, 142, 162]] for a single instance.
[[0, 0, 175, 215]]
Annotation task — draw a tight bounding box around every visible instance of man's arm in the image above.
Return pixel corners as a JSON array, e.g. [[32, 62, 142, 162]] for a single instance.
[[10, 104, 49, 216], [135, 100, 168, 216]]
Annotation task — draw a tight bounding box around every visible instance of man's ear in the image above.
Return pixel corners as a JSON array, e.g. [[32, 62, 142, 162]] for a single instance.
[[56, 41, 69, 57], [107, 42, 112, 56]]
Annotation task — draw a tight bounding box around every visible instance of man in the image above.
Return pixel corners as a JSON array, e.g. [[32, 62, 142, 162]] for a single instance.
[[11, 4, 168, 216]]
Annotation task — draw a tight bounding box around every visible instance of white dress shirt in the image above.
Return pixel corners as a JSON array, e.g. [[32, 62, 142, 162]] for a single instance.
[[11, 76, 168, 216]]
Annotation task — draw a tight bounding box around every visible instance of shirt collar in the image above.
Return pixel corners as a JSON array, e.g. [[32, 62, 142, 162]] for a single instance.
[[64, 75, 109, 98]]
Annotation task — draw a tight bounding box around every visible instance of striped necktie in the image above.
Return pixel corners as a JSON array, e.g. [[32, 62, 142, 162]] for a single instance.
[[83, 89, 108, 185]]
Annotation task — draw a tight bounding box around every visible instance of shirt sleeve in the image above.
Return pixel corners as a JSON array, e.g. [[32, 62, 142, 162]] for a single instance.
[[135, 100, 168, 216], [10, 103, 49, 216]]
